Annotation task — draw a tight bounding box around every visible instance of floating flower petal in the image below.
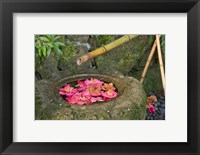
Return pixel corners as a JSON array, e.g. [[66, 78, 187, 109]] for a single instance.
[[102, 90, 118, 99]]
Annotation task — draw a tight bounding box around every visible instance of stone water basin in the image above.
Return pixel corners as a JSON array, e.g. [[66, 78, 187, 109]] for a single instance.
[[35, 70, 147, 120]]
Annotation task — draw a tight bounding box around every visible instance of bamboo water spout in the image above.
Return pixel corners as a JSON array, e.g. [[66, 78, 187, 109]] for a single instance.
[[77, 35, 139, 65]]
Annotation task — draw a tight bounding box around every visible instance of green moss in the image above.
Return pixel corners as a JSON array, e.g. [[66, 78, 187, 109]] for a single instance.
[[96, 35, 115, 47], [61, 42, 77, 62], [129, 104, 146, 120], [35, 95, 43, 119]]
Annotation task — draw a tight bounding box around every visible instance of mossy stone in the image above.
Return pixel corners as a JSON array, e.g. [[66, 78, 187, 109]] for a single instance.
[[95, 35, 154, 74]]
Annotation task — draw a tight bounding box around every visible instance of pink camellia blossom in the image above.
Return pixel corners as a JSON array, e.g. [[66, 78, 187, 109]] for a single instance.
[[80, 91, 104, 104], [66, 96, 78, 104], [81, 91, 91, 96], [86, 84, 102, 96], [84, 78, 104, 86], [147, 95, 157, 104], [101, 90, 118, 99], [77, 96, 91, 105], [102, 97, 111, 101], [66, 92, 91, 105], [60, 78, 118, 105], [59, 84, 77, 96], [90, 96, 104, 103], [65, 92, 81, 104], [76, 80, 87, 91], [146, 103, 156, 113]]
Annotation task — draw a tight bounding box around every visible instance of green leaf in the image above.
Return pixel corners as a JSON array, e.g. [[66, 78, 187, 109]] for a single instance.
[[39, 36, 50, 42], [42, 47, 47, 57], [53, 36, 61, 41], [46, 43, 53, 48], [55, 42, 65, 46], [53, 44, 62, 55], [47, 47, 51, 57], [47, 35, 55, 41], [38, 48, 42, 57]]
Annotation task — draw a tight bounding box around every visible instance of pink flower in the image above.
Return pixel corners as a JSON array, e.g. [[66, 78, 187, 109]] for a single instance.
[[76, 80, 87, 91], [86, 84, 102, 96], [147, 95, 157, 104], [66, 92, 91, 105], [81, 91, 91, 96], [146, 103, 156, 113], [59, 84, 77, 96], [77, 96, 91, 105], [66, 96, 78, 104], [60, 78, 118, 105], [66, 92, 81, 104], [101, 90, 118, 99], [84, 78, 104, 86], [103, 97, 111, 101], [90, 97, 104, 103]]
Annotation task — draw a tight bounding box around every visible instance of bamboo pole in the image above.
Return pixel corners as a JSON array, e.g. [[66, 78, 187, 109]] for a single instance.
[[140, 36, 160, 84], [156, 35, 166, 94], [77, 35, 139, 65]]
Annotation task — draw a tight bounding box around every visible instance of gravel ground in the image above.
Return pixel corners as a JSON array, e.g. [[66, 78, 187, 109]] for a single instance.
[[145, 93, 165, 120]]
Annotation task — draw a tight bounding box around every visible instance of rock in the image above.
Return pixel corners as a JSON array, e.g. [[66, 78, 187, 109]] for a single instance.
[[58, 44, 92, 72], [160, 104, 165, 108], [95, 35, 154, 74], [155, 102, 160, 107], [66, 35, 90, 42], [36, 54, 59, 79], [160, 96, 165, 100], [35, 69, 147, 120], [148, 92, 155, 96]]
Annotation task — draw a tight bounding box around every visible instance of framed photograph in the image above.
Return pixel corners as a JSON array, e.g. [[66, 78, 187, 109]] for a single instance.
[[0, 0, 199, 154]]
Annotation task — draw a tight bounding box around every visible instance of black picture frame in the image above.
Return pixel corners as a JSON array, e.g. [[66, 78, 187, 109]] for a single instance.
[[0, 0, 200, 154]]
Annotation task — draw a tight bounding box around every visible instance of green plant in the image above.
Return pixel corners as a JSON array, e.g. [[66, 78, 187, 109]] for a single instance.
[[35, 35, 65, 58]]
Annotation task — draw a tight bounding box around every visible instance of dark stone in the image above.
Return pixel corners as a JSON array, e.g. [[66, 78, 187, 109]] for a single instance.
[[36, 54, 59, 79], [160, 104, 165, 108], [66, 35, 90, 42], [148, 92, 155, 96], [160, 108, 165, 114], [156, 102, 160, 106], [159, 96, 165, 100]]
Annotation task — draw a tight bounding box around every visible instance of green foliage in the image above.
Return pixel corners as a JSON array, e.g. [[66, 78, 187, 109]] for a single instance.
[[95, 35, 115, 47], [35, 35, 65, 58]]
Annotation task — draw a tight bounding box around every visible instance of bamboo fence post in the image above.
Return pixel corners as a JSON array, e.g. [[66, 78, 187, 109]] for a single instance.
[[140, 36, 160, 84], [77, 35, 139, 65], [156, 35, 166, 94]]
